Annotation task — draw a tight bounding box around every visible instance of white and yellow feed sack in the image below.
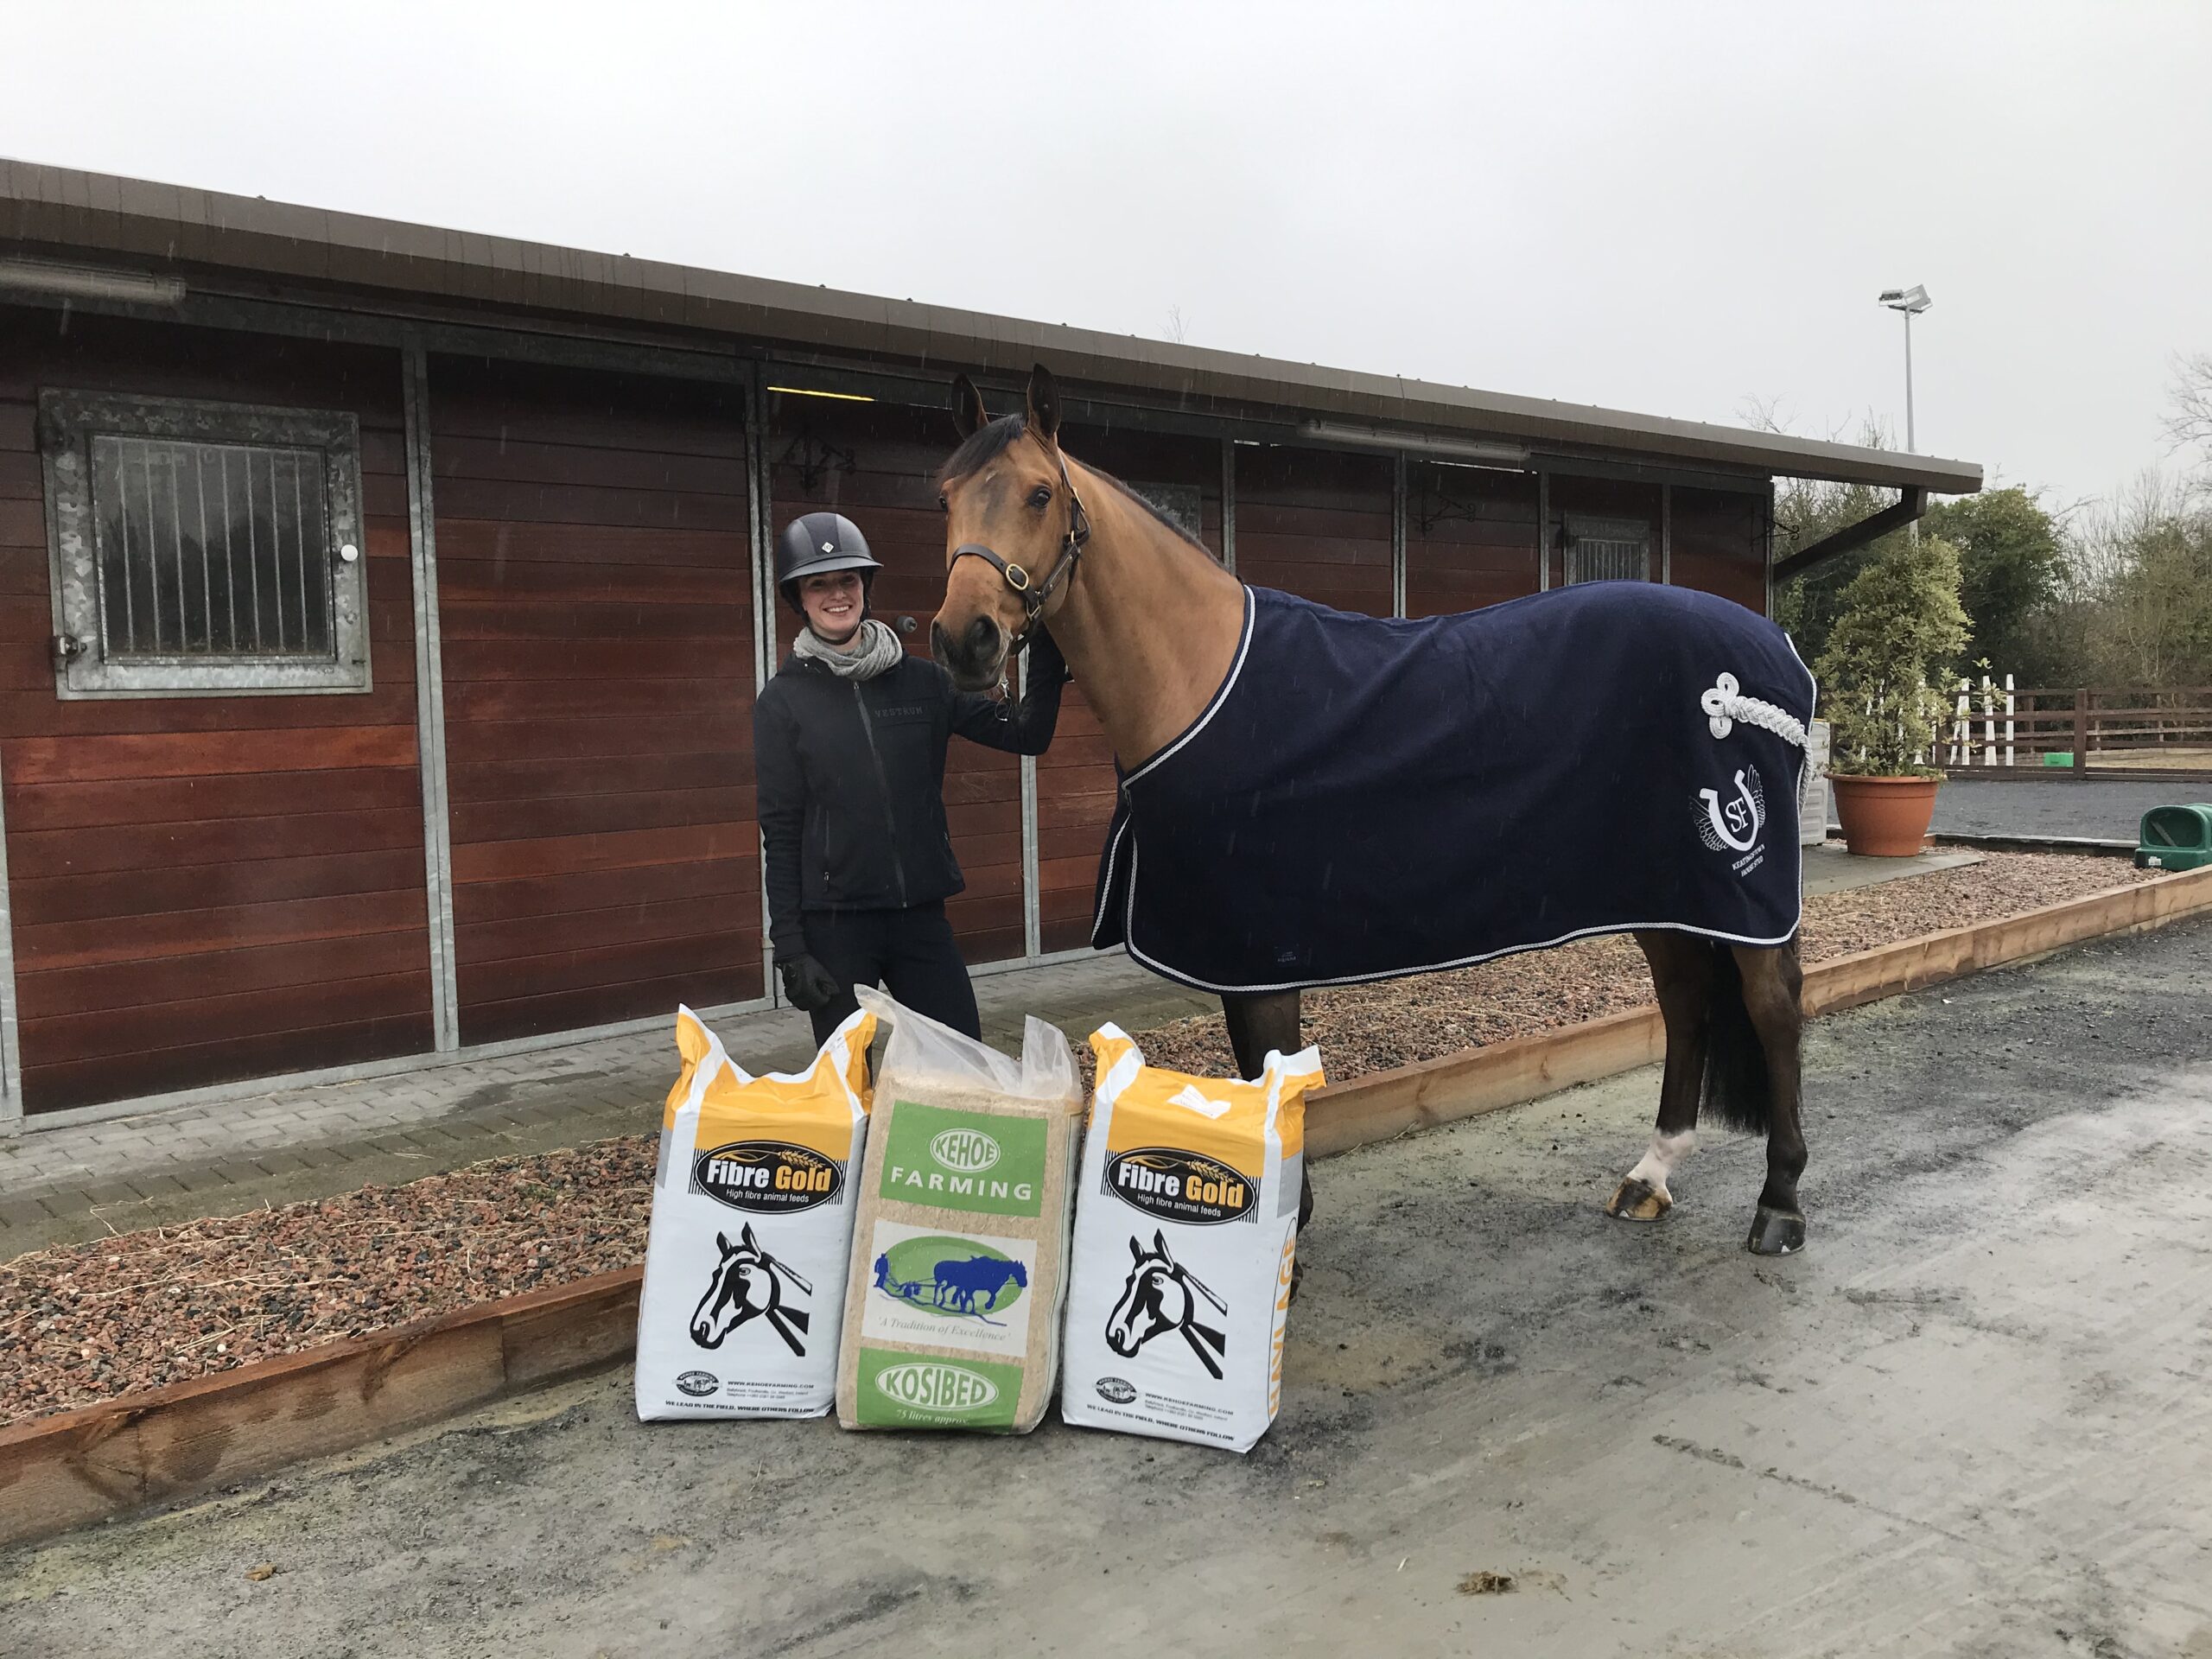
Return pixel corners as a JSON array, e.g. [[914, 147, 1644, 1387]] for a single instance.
[[634, 1004, 874, 1421], [1059, 1025, 1323, 1453]]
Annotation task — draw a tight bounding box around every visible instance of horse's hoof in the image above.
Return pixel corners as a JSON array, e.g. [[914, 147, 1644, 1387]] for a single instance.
[[1745, 1206, 1807, 1255], [1605, 1176, 1672, 1224]]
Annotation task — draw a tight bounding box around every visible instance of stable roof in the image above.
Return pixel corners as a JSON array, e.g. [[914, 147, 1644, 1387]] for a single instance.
[[0, 158, 1980, 495]]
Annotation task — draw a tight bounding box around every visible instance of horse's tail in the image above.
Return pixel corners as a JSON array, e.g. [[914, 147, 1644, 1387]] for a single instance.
[[1700, 940, 1771, 1136]]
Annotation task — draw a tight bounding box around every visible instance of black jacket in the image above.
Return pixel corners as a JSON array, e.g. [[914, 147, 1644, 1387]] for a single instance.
[[753, 635, 1067, 961]]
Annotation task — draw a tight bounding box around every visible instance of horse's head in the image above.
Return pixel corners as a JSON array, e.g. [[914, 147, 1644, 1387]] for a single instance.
[[1008, 1261, 1029, 1289], [1103, 1231, 1184, 1358], [690, 1226, 768, 1350], [933, 363, 1085, 692]]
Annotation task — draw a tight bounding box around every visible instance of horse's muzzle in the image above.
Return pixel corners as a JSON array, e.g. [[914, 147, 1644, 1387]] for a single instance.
[[932, 614, 1007, 693]]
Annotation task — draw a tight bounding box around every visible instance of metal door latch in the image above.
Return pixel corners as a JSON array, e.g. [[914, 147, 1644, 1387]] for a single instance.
[[50, 632, 87, 670]]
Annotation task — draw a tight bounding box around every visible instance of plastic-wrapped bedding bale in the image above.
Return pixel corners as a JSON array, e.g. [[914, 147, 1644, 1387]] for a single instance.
[[1059, 1024, 1324, 1452], [634, 1004, 874, 1421], [836, 988, 1083, 1433]]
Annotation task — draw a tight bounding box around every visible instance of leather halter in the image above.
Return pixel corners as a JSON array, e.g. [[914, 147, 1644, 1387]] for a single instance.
[[948, 435, 1091, 646]]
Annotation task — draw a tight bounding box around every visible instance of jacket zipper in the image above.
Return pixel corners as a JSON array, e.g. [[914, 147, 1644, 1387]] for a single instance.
[[851, 680, 909, 907]]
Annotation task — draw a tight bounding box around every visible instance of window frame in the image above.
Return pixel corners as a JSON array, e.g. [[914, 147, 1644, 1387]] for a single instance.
[[38, 389, 372, 699], [1563, 512, 1652, 586]]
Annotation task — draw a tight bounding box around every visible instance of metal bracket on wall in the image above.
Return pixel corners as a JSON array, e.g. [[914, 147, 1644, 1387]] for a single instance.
[[777, 430, 857, 496]]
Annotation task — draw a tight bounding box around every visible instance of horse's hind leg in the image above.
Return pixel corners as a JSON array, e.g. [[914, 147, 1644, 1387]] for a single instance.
[[1223, 989, 1313, 1300], [1605, 931, 1715, 1224], [1733, 938, 1808, 1255]]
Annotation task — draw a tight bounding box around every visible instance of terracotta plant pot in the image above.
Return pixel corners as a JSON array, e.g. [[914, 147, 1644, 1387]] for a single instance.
[[1828, 774, 1942, 857]]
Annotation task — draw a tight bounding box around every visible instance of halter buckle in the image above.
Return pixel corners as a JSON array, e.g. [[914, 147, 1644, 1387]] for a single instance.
[[1004, 563, 1031, 594]]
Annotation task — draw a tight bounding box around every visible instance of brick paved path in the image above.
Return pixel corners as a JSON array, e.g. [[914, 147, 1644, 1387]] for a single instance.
[[0, 954, 1213, 1261]]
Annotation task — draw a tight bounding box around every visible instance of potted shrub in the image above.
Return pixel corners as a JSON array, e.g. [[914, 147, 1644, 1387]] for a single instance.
[[1814, 531, 1971, 856]]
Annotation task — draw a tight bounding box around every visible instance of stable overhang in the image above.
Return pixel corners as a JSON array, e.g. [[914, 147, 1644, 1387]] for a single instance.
[[0, 157, 1983, 497]]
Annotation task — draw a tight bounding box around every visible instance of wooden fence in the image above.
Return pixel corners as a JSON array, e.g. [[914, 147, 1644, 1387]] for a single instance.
[[1939, 679, 2212, 772]]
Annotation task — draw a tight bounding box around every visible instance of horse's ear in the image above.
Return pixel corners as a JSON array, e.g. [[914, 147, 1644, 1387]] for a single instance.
[[1154, 1229, 1175, 1267], [951, 372, 988, 441], [1128, 1236, 1144, 1262], [715, 1230, 730, 1255], [1025, 362, 1061, 445], [741, 1222, 760, 1251]]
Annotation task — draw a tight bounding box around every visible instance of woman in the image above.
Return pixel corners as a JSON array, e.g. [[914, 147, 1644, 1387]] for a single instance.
[[753, 511, 1067, 1044]]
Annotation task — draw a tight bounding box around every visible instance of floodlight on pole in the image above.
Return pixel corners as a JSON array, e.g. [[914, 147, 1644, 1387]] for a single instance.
[[1877, 285, 1931, 453]]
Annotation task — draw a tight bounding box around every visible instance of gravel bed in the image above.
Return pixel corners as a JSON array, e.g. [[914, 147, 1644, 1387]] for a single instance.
[[0, 851, 2158, 1428]]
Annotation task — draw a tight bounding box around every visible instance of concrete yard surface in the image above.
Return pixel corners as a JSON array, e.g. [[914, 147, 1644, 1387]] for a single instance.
[[10, 921, 2212, 1657]]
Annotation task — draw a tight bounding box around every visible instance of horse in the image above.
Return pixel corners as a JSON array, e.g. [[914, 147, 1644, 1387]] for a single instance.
[[931, 1254, 1028, 1314], [1105, 1231, 1229, 1379], [690, 1224, 812, 1356], [931, 363, 1813, 1258]]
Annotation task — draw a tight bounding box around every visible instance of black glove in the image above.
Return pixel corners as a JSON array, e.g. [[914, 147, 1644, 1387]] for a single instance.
[[779, 954, 843, 1013], [1024, 623, 1070, 687]]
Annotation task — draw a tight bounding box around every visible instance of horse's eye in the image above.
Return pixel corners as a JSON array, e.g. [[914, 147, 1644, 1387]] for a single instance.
[[937, 493, 948, 512], [1027, 486, 1052, 511]]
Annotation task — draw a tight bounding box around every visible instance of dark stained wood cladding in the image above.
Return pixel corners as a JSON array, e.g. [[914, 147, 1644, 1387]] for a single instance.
[[431, 356, 760, 1043], [1668, 486, 1771, 614], [1406, 462, 1539, 619], [1231, 445, 1393, 619], [767, 397, 1027, 964], [0, 308, 430, 1112]]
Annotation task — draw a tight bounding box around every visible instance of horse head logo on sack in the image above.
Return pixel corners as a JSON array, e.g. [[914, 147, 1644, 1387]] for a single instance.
[[1695, 765, 1766, 855], [690, 1224, 812, 1357], [1104, 1230, 1229, 1380]]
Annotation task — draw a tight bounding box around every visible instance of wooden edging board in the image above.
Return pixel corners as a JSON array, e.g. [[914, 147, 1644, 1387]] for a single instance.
[[7, 862, 2211, 1549], [0, 1268, 642, 1550]]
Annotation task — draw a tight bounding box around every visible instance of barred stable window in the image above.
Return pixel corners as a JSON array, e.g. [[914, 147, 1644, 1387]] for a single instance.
[[39, 391, 370, 697], [1564, 513, 1651, 586]]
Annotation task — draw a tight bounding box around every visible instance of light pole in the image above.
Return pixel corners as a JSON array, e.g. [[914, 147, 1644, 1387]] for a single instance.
[[1877, 284, 1931, 452]]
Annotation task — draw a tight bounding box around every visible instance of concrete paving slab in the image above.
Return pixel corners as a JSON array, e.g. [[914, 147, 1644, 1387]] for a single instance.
[[9, 917, 2209, 1656], [1801, 841, 1984, 896]]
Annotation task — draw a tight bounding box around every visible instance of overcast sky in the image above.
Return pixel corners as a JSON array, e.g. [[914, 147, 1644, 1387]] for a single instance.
[[3, 2, 2205, 507]]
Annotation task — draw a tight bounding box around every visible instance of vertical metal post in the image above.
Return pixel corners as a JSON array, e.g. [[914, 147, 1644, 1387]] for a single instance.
[[1660, 483, 1673, 586], [1391, 452, 1408, 619], [0, 734, 22, 1129], [1020, 651, 1041, 959], [1219, 437, 1236, 574], [1903, 310, 1916, 454], [2073, 688, 2089, 776], [748, 366, 782, 1005], [401, 342, 461, 1052], [1536, 473, 1550, 591]]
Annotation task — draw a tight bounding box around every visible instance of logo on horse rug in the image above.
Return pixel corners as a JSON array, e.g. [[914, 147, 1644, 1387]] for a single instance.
[[1105, 1230, 1229, 1380], [690, 1224, 812, 1357], [858, 1219, 1039, 1357]]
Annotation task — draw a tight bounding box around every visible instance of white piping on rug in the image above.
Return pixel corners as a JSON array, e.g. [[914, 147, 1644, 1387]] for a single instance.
[[1122, 587, 1257, 788], [1701, 671, 1808, 749]]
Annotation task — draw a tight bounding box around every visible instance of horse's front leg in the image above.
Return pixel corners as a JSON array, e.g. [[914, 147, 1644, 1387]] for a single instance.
[[1221, 991, 1313, 1233]]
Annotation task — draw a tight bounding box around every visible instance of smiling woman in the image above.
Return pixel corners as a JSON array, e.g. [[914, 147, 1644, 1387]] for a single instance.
[[752, 510, 1070, 1046]]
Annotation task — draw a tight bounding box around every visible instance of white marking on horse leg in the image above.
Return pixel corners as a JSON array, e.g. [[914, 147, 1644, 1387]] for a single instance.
[[1626, 1129, 1698, 1200]]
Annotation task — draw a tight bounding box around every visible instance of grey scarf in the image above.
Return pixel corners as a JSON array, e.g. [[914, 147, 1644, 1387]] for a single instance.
[[794, 618, 906, 681]]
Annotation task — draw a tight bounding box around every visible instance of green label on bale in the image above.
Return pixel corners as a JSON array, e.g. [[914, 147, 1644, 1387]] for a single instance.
[[877, 1101, 1047, 1218], [855, 1346, 1024, 1430]]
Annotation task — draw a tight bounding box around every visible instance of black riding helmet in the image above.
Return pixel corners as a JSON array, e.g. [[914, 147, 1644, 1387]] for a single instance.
[[776, 512, 883, 613]]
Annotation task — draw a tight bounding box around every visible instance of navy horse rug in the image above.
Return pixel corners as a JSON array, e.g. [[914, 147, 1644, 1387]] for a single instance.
[[1090, 581, 1816, 994]]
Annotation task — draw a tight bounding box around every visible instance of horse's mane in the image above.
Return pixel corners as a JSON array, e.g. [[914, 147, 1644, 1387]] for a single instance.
[[938, 412, 1214, 556]]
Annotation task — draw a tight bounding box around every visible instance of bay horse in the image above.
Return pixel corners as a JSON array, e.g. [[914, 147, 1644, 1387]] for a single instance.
[[931, 365, 1810, 1257]]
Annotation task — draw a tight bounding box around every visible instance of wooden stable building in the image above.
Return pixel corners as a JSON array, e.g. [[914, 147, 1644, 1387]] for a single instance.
[[0, 161, 1980, 1128]]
